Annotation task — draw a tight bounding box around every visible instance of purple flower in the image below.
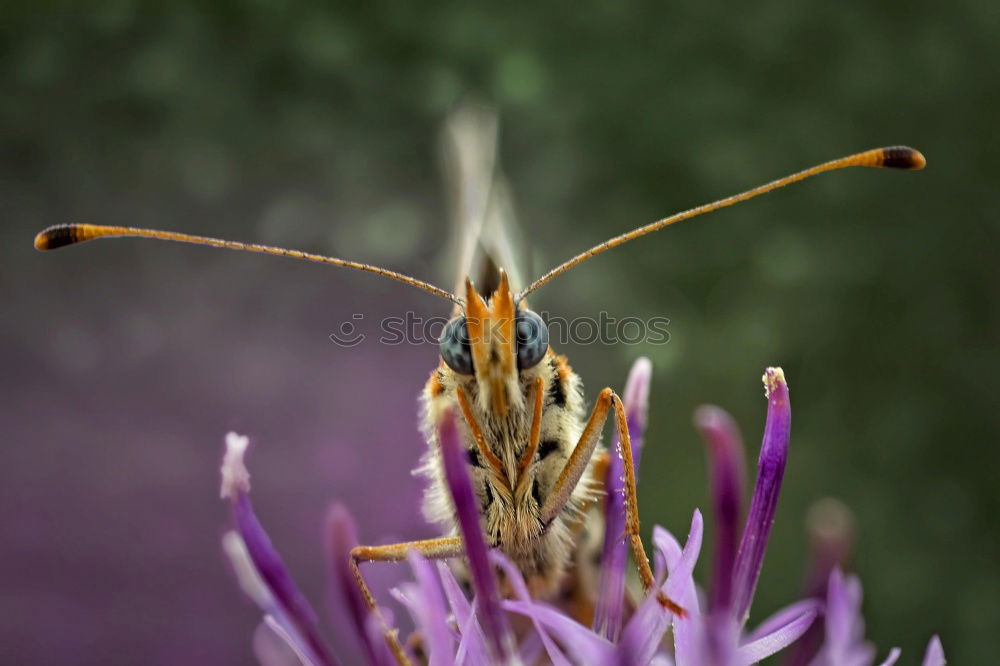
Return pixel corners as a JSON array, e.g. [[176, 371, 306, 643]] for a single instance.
[[693, 404, 745, 615], [732, 367, 792, 624], [808, 569, 946, 666], [326, 504, 396, 666], [782, 497, 857, 665], [658, 367, 820, 666], [220, 433, 340, 666], [217, 364, 944, 666]]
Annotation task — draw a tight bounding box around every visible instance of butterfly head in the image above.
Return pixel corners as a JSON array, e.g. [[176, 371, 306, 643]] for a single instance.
[[438, 270, 549, 419]]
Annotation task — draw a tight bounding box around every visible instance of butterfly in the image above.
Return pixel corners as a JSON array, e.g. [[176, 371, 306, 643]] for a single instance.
[[34, 103, 924, 664]]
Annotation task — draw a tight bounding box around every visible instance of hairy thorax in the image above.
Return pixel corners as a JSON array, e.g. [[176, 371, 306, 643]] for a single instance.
[[417, 350, 601, 597]]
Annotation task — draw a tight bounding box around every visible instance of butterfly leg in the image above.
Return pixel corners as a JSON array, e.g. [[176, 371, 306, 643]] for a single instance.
[[350, 536, 464, 666], [539, 388, 614, 525], [610, 392, 685, 616], [540, 388, 683, 616]]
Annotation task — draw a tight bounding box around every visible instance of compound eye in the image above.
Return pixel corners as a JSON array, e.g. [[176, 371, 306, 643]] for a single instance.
[[516, 309, 549, 370], [439, 316, 474, 375]]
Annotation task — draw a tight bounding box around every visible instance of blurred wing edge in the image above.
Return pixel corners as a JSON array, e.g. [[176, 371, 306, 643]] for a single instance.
[[439, 102, 527, 301]]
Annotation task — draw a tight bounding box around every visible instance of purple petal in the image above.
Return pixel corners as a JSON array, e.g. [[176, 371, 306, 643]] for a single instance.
[[518, 631, 545, 666], [810, 568, 874, 666], [661, 514, 704, 606], [703, 613, 741, 666], [732, 368, 791, 624], [595, 357, 653, 642], [438, 410, 513, 662], [325, 504, 391, 666], [221, 434, 339, 666], [220, 432, 252, 499], [824, 568, 864, 653], [389, 583, 420, 619], [694, 405, 746, 614], [652, 526, 682, 580], [921, 636, 946, 666], [803, 499, 856, 599], [489, 550, 572, 666], [617, 592, 673, 665], [653, 512, 705, 666], [735, 601, 818, 666], [877, 647, 902, 666], [256, 616, 315, 666], [225, 533, 319, 666], [502, 600, 615, 663], [783, 499, 856, 666], [231, 494, 315, 630], [627, 515, 704, 665], [407, 551, 456, 666], [745, 599, 822, 645], [622, 356, 653, 440], [436, 563, 473, 623], [234, 494, 330, 643], [436, 563, 490, 666]]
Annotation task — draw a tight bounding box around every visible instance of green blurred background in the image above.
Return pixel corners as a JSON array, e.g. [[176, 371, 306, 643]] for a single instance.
[[2, 2, 997, 664]]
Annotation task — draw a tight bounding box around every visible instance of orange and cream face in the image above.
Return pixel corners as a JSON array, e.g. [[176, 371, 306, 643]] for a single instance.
[[437, 271, 549, 419]]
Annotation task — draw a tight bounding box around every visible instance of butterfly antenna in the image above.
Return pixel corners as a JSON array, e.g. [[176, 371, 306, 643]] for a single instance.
[[34, 223, 463, 305], [517, 145, 926, 300]]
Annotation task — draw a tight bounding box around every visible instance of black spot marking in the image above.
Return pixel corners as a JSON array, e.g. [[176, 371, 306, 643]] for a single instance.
[[467, 447, 482, 467], [532, 478, 542, 507], [482, 482, 494, 513], [538, 440, 560, 460], [548, 375, 567, 407]]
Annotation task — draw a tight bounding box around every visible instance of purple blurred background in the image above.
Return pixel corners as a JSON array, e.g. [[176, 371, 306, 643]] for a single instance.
[[5, 238, 445, 662]]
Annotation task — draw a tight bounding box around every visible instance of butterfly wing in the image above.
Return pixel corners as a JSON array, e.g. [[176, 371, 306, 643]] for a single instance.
[[440, 103, 527, 308]]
